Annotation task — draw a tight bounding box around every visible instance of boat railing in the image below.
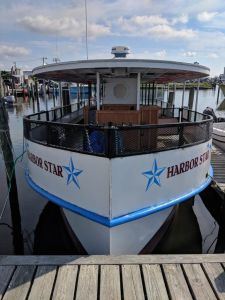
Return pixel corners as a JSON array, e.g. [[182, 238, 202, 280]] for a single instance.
[[24, 105, 213, 158], [27, 103, 80, 122]]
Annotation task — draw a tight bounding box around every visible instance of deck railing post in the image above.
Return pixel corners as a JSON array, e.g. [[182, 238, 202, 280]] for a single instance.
[[178, 124, 184, 146], [46, 110, 49, 121], [106, 126, 115, 158], [24, 120, 31, 140], [194, 110, 197, 122], [104, 127, 110, 157], [187, 109, 190, 122], [46, 122, 50, 145], [179, 107, 183, 122]]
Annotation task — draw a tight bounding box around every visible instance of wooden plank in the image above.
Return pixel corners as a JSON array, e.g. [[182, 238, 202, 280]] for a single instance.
[[52, 265, 78, 300], [183, 263, 216, 300], [1, 255, 225, 265], [75, 265, 98, 300], [2, 266, 35, 300], [163, 264, 192, 300], [0, 266, 15, 299], [28, 266, 57, 300], [142, 264, 169, 300], [100, 265, 121, 300], [121, 265, 144, 300], [203, 263, 225, 299]]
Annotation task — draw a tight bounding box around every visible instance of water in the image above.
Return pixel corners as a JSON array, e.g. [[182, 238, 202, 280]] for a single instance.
[[0, 88, 224, 254]]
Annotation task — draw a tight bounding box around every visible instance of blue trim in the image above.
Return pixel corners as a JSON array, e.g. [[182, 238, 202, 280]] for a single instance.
[[25, 166, 213, 228]]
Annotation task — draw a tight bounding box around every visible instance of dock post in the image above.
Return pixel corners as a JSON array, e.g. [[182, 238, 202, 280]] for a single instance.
[[34, 80, 40, 113], [43, 80, 48, 111], [217, 85, 221, 104], [0, 100, 24, 254]]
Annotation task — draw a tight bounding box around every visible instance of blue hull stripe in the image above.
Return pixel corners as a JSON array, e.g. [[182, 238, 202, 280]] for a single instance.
[[25, 166, 213, 227]]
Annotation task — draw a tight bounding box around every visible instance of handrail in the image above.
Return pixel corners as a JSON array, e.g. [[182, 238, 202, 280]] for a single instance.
[[23, 103, 213, 158], [24, 105, 212, 127]]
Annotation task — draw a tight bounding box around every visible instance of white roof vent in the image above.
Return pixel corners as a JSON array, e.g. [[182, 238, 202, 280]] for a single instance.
[[111, 46, 130, 58]]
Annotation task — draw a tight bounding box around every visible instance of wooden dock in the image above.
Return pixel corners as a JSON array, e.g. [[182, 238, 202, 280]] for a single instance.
[[211, 144, 225, 192], [0, 255, 225, 299]]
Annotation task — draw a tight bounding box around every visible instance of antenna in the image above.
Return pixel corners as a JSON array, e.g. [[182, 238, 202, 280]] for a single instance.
[[42, 57, 48, 65], [84, 0, 88, 60]]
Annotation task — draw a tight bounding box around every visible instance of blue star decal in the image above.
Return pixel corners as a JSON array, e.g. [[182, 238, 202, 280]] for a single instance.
[[142, 159, 166, 191], [207, 143, 212, 150], [63, 158, 83, 189]]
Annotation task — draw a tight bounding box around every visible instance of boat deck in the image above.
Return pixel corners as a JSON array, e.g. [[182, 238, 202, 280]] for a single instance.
[[1, 254, 225, 299], [211, 144, 225, 191]]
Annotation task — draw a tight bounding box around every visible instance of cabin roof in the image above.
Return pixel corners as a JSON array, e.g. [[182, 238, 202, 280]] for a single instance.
[[32, 59, 210, 83]]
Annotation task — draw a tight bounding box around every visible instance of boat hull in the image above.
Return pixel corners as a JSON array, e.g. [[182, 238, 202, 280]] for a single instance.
[[62, 206, 174, 254], [25, 139, 212, 254]]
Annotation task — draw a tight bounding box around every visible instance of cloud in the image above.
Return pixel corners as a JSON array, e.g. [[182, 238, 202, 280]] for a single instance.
[[183, 51, 197, 57], [172, 14, 189, 25], [154, 50, 167, 58], [197, 11, 218, 22], [17, 15, 110, 39], [129, 49, 167, 59], [208, 53, 218, 58], [117, 16, 195, 39], [131, 15, 169, 26], [0, 45, 30, 57], [147, 25, 195, 39]]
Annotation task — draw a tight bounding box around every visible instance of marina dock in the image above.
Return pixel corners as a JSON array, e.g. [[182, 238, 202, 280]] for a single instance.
[[0, 254, 225, 299], [211, 145, 225, 192]]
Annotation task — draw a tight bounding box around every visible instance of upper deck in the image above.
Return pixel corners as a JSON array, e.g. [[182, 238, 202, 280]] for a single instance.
[[32, 59, 210, 83]]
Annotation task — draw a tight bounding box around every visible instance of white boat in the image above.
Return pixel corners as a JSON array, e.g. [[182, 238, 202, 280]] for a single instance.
[[24, 48, 213, 254], [212, 122, 225, 151]]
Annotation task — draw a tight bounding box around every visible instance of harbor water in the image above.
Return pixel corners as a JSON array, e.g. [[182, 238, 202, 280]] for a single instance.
[[0, 87, 224, 255]]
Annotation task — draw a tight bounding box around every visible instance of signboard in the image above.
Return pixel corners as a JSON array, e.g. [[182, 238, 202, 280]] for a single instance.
[[26, 140, 110, 217], [111, 141, 211, 218]]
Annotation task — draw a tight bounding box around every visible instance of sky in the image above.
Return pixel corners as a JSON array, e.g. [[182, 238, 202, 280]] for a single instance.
[[1, 0, 225, 76]]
